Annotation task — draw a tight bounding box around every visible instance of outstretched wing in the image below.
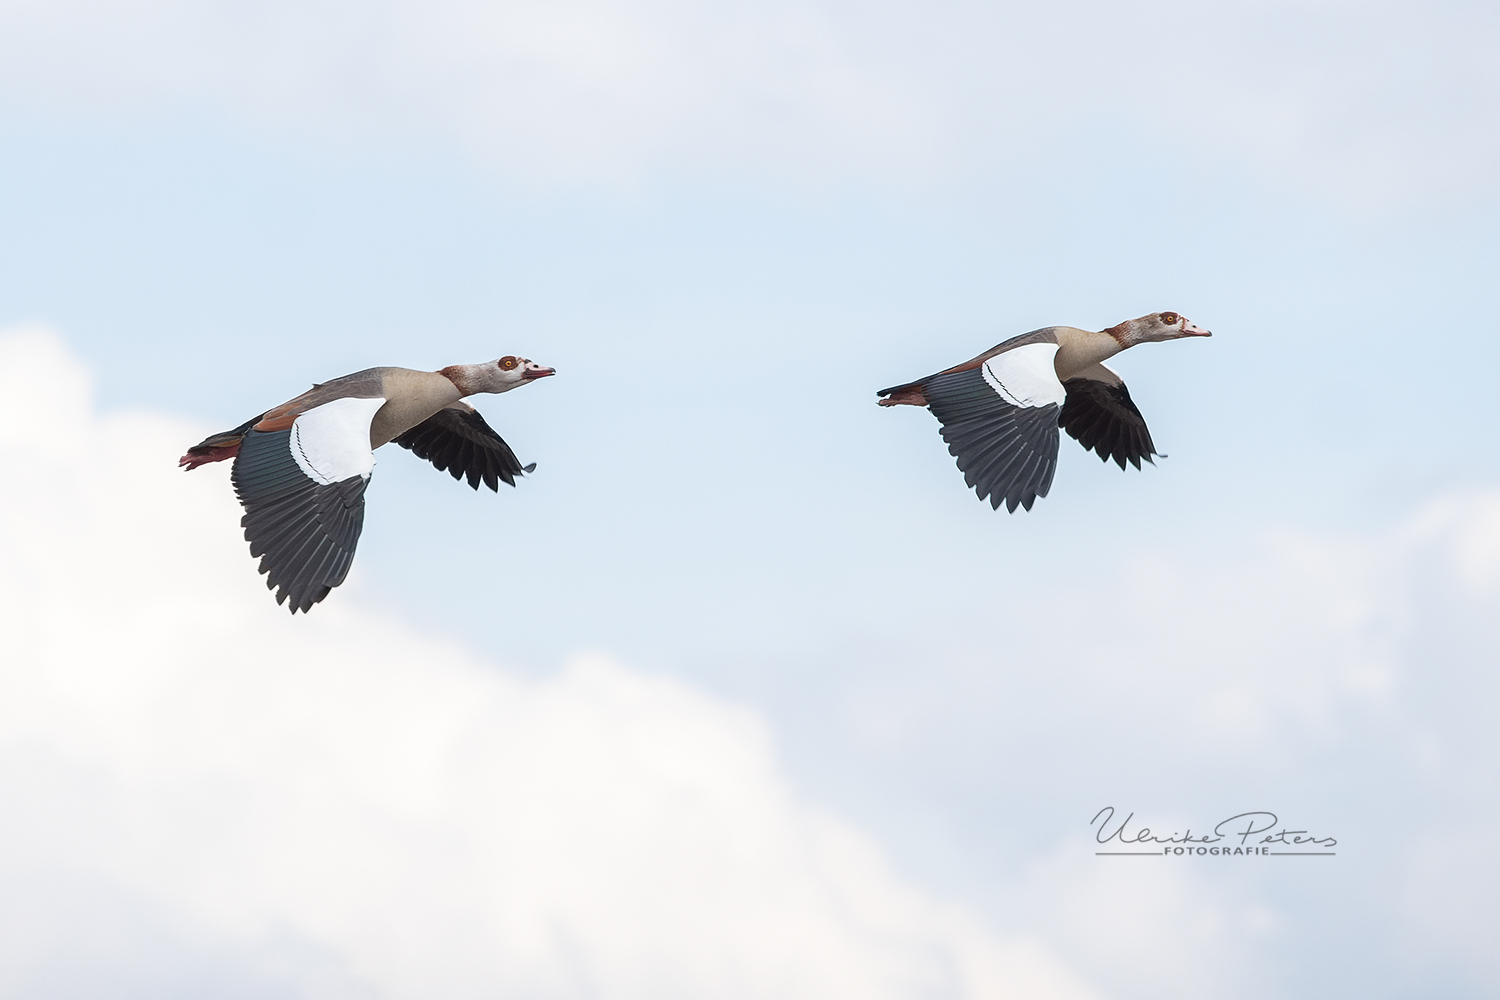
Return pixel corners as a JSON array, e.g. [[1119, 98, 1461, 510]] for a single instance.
[[1059, 363, 1160, 470], [921, 343, 1066, 512], [231, 395, 386, 613], [392, 402, 535, 491]]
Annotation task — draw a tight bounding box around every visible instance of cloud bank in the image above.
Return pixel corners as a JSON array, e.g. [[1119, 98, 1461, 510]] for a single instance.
[[824, 475, 1500, 997], [0, 325, 1098, 998], [1, 0, 1497, 206]]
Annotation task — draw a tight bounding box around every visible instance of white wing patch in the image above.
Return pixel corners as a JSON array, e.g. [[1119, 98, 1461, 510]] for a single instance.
[[289, 396, 387, 485], [981, 343, 1065, 408]]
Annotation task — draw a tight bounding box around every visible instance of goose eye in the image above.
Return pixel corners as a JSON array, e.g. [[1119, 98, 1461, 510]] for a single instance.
[[1160, 312, 1179, 325], [499, 356, 518, 370]]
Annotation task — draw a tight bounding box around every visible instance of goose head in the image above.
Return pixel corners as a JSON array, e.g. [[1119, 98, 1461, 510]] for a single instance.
[[443, 356, 557, 395], [1110, 312, 1212, 346]]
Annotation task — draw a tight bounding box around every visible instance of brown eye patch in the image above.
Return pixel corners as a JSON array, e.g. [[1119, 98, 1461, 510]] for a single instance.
[[1160, 312, 1180, 325], [498, 356, 519, 370]]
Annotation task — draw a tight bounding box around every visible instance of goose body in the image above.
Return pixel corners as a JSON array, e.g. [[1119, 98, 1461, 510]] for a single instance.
[[878, 312, 1209, 511], [181, 356, 555, 612]]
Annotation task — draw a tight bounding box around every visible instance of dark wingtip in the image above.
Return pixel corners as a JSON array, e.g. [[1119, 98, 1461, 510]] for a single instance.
[[522, 462, 537, 474]]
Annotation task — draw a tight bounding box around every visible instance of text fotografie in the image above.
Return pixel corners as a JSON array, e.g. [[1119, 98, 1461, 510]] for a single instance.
[[1091, 807, 1338, 856]]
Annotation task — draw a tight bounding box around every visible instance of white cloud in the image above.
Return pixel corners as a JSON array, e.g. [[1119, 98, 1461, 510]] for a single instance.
[[1011, 843, 1267, 1000], [821, 480, 1500, 996], [0, 0, 1496, 207], [1009, 508, 1500, 995], [0, 325, 1099, 998]]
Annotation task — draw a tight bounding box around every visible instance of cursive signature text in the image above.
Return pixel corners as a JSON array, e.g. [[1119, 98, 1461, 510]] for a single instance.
[[1092, 807, 1337, 849]]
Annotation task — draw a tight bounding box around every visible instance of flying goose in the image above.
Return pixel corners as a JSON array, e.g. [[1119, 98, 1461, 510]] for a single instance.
[[180, 357, 555, 612], [878, 312, 1210, 511]]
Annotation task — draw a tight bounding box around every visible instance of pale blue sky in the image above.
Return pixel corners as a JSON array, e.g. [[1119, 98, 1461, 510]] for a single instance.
[[2, 2, 1499, 997]]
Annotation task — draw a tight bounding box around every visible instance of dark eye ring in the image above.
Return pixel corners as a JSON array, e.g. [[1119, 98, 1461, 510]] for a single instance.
[[499, 356, 518, 370], [1161, 312, 1179, 325]]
